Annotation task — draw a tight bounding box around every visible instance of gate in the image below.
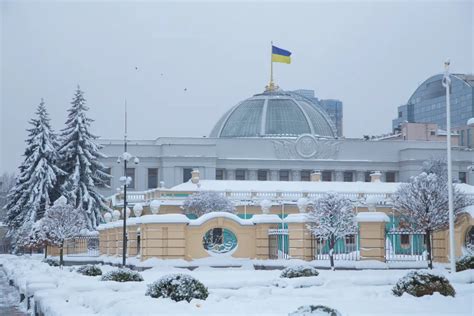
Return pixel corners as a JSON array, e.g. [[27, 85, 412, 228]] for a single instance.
[[312, 234, 359, 261], [385, 230, 427, 262], [65, 236, 100, 257], [268, 228, 289, 259]]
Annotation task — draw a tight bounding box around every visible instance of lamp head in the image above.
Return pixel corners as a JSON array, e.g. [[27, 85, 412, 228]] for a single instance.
[[444, 58, 450, 70], [134, 157, 140, 165], [117, 157, 121, 164]]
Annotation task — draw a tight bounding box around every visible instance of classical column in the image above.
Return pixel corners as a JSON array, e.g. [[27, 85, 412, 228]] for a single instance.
[[335, 171, 344, 182], [270, 170, 279, 181], [356, 171, 365, 182], [226, 169, 235, 180], [248, 169, 258, 181], [291, 170, 301, 181]]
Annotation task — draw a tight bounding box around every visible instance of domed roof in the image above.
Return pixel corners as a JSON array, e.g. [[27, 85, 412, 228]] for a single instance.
[[210, 91, 336, 138]]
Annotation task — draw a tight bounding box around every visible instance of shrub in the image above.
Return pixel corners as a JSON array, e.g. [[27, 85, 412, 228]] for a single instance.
[[42, 258, 59, 267], [392, 271, 455, 297], [280, 265, 319, 279], [456, 255, 474, 272], [101, 268, 143, 282], [146, 274, 209, 302], [77, 265, 102, 276], [289, 305, 342, 316]]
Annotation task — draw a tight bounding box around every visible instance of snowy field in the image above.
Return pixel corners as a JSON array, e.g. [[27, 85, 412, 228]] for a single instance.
[[0, 255, 472, 316]]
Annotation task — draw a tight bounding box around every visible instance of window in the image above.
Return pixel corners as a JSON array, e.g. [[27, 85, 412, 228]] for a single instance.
[[398, 111, 402, 118], [343, 171, 353, 182], [430, 130, 436, 136], [257, 170, 268, 181], [126, 168, 135, 189], [401, 234, 410, 247], [215, 169, 224, 180], [322, 171, 332, 182], [147, 168, 158, 189], [300, 170, 311, 181], [364, 172, 371, 182], [183, 168, 193, 183], [385, 172, 396, 183], [235, 169, 246, 180], [459, 172, 467, 184], [279, 170, 290, 181]]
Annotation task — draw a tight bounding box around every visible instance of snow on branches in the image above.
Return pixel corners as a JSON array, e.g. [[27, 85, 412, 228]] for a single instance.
[[306, 192, 356, 270], [393, 171, 470, 268], [182, 191, 235, 217], [5, 99, 64, 240], [58, 87, 111, 229]]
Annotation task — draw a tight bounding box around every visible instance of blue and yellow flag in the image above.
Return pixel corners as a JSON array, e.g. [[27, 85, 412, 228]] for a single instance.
[[271, 45, 291, 64]]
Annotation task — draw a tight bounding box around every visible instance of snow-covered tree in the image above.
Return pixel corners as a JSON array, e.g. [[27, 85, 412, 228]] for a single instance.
[[18, 218, 49, 257], [182, 191, 235, 217], [422, 157, 447, 181], [0, 172, 16, 221], [42, 196, 86, 265], [5, 100, 64, 242], [58, 87, 111, 229], [393, 172, 470, 268], [306, 193, 357, 270]]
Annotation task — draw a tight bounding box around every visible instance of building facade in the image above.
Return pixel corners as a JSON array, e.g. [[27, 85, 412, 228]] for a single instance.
[[98, 89, 474, 198], [392, 73, 474, 131]]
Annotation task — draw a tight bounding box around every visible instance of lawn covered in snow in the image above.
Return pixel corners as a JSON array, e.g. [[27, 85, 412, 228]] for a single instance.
[[0, 255, 472, 316]]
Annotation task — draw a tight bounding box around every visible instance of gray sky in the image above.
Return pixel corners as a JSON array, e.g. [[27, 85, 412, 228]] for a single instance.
[[1, 0, 473, 173]]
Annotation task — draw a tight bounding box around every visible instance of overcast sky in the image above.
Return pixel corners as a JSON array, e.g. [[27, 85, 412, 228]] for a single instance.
[[1, 0, 473, 173]]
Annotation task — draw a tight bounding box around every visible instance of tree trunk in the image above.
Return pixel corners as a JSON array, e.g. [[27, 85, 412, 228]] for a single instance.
[[329, 237, 335, 271], [44, 245, 47, 259], [426, 229, 432, 269], [59, 242, 64, 267]]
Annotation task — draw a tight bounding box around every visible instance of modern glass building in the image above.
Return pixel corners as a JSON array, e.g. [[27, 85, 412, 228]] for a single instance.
[[292, 89, 343, 137], [392, 74, 474, 131]]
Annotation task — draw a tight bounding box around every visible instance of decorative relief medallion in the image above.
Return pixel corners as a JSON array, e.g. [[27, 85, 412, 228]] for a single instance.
[[295, 135, 318, 158], [272, 134, 340, 159]]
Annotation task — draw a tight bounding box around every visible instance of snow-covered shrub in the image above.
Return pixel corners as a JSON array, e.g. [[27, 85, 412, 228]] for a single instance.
[[77, 265, 102, 276], [392, 271, 455, 297], [280, 265, 319, 279], [456, 255, 474, 272], [100, 268, 143, 282], [182, 191, 235, 217], [42, 258, 59, 267], [289, 305, 342, 316], [145, 274, 209, 302]]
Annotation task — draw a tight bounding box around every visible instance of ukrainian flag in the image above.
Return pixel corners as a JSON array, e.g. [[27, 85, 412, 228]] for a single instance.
[[271, 45, 291, 64]]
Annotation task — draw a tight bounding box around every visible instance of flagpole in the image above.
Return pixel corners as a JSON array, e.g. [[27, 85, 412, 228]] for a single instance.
[[270, 41, 273, 86]]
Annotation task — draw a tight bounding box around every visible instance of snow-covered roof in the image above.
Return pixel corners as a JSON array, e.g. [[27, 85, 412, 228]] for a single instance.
[[356, 212, 390, 222], [171, 180, 401, 194]]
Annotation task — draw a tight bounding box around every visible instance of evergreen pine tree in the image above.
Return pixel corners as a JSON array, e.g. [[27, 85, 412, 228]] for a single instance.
[[58, 87, 111, 229], [5, 99, 64, 240]]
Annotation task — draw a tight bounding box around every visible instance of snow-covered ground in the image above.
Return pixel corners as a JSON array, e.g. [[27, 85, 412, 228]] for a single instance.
[[0, 254, 472, 316]]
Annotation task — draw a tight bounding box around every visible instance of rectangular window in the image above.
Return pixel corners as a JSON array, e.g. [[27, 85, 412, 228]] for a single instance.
[[364, 172, 371, 182], [215, 169, 224, 180], [126, 168, 135, 189], [322, 171, 332, 182], [279, 170, 290, 181], [235, 169, 246, 180], [147, 168, 158, 189], [398, 111, 402, 118], [459, 172, 467, 184], [385, 172, 396, 183], [300, 170, 311, 181], [343, 171, 353, 182], [257, 169, 268, 181], [183, 168, 193, 183]]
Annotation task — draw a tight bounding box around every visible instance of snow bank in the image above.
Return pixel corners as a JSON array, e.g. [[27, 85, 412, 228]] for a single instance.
[[139, 214, 190, 224], [190, 212, 253, 226]]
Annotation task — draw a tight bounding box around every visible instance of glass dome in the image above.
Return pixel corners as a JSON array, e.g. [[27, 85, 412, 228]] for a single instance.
[[210, 91, 336, 138]]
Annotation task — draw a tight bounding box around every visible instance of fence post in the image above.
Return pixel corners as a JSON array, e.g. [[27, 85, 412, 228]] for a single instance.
[[356, 212, 389, 262], [287, 222, 312, 260]]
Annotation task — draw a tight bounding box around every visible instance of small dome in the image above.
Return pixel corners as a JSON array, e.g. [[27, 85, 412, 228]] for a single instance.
[[210, 91, 336, 138]]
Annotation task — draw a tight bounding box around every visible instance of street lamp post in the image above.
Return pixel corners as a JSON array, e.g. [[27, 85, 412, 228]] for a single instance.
[[116, 105, 139, 266], [442, 59, 455, 273]]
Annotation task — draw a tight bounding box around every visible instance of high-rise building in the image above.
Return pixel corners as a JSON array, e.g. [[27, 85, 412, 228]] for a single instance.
[[291, 89, 344, 137], [392, 74, 474, 132]]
